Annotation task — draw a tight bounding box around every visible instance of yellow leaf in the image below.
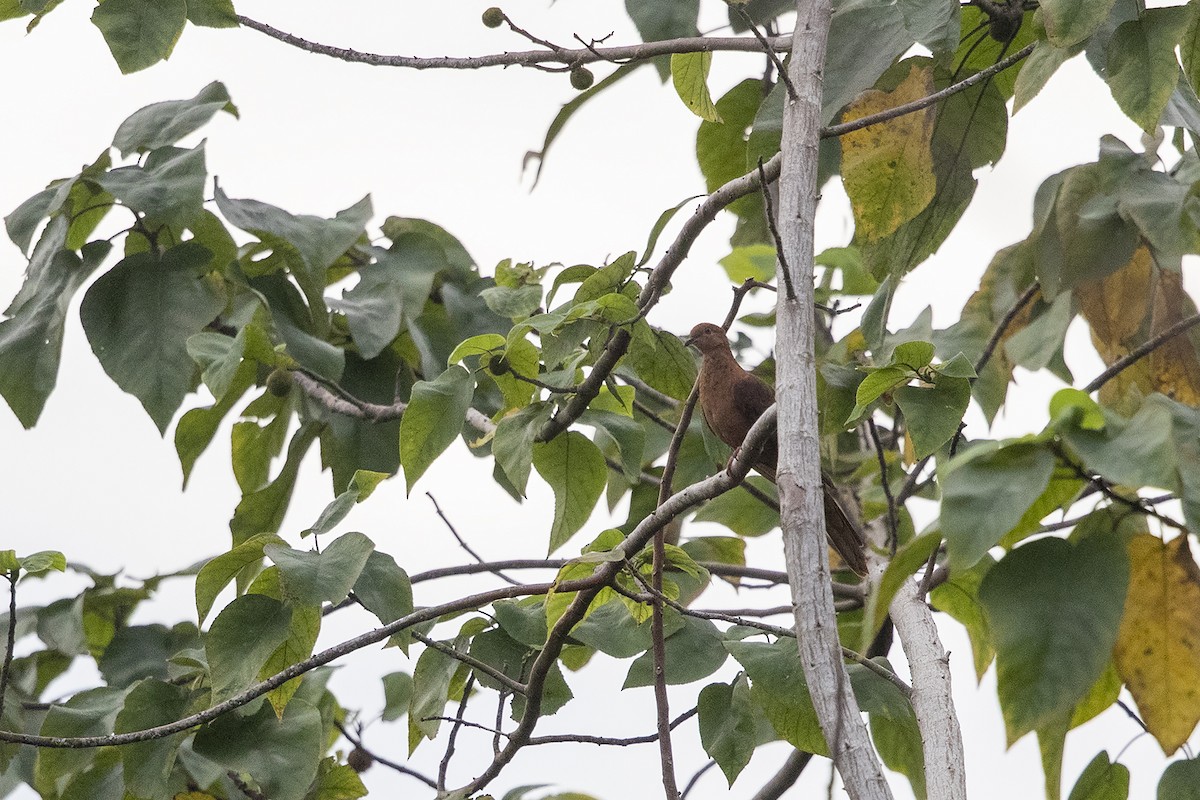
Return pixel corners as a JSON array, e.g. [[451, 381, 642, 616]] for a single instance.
[[841, 64, 938, 241], [670, 52, 722, 122], [1113, 533, 1200, 753], [1078, 246, 1200, 408]]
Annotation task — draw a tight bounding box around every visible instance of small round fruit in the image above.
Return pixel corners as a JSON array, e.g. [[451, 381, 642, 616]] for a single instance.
[[570, 66, 594, 91], [988, 13, 1022, 42], [481, 7, 505, 28], [488, 354, 511, 375], [347, 747, 373, 772], [266, 368, 294, 397]]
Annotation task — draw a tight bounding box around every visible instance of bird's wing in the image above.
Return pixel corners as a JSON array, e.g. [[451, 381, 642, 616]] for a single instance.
[[732, 371, 777, 472], [731, 371, 774, 430]]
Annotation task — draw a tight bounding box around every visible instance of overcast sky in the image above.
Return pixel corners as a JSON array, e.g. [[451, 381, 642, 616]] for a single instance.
[[0, 2, 1193, 798]]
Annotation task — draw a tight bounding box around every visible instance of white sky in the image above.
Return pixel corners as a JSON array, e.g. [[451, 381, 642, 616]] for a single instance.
[[0, 2, 1193, 799]]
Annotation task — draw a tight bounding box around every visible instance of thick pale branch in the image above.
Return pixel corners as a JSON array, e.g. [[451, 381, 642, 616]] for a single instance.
[[775, 1, 891, 797], [891, 579, 966, 800], [237, 15, 788, 70]]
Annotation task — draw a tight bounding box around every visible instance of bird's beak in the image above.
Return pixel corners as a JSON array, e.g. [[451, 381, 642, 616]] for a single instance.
[[683, 334, 697, 348]]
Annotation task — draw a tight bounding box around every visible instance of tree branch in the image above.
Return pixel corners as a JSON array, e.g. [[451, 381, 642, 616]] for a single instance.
[[890, 579, 966, 800], [775, 1, 891, 796], [1084, 311, 1200, 393], [236, 15, 790, 70]]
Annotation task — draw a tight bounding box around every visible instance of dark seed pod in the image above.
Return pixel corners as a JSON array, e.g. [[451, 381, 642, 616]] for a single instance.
[[265, 368, 294, 397], [570, 66, 595, 91], [482, 7, 505, 28]]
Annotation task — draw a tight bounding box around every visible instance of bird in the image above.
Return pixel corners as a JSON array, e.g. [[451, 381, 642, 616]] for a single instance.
[[685, 322, 868, 576]]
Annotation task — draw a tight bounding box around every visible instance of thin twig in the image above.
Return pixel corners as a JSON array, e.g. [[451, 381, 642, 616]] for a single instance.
[[0, 572, 16, 724], [680, 759, 719, 799], [867, 418, 899, 554], [751, 750, 814, 800], [758, 158, 795, 301], [237, 16, 790, 70], [437, 673, 476, 792], [335, 720, 438, 789], [821, 43, 1035, 139], [1084, 312, 1200, 393], [527, 708, 697, 746], [735, 7, 796, 99], [427, 493, 520, 586], [411, 632, 527, 696]]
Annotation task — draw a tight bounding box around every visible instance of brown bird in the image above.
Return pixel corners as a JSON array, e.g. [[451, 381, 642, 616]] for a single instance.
[[685, 322, 868, 576]]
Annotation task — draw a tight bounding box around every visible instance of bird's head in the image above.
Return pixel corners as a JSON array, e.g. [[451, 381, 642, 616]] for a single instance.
[[685, 323, 730, 356]]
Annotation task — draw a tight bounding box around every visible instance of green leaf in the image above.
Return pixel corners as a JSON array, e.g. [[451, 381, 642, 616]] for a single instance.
[[1158, 757, 1200, 799], [871, 709, 927, 800], [1042, 0, 1119, 48], [96, 143, 208, 227], [493, 403, 552, 497], [1060, 397, 1178, 492], [670, 51, 721, 122], [0, 221, 106, 428], [627, 325, 697, 401], [848, 365, 909, 422], [824, 0, 914, 122], [34, 687, 126, 791], [336, 237, 443, 359], [1068, 750, 1129, 800], [266, 532, 375, 606], [80, 243, 224, 433], [18, 550, 66, 575], [481, 284, 543, 319], [448, 333, 506, 366], [90, 0, 187, 74], [186, 329, 244, 402], [260, 602, 321, 716], [719, 245, 776, 282], [205, 594, 293, 702], [353, 551, 413, 641], [114, 679, 190, 800], [979, 534, 1129, 745], [399, 365, 475, 493], [624, 616, 727, 687], [408, 641, 459, 753], [627, 0, 698, 78], [727, 638, 827, 756], [890, 340, 936, 369], [693, 479, 779, 536], [930, 555, 996, 680], [112, 81, 235, 156], [303, 470, 389, 537], [571, 598, 682, 658], [229, 423, 320, 546], [533, 431, 607, 554], [1107, 7, 1191, 131], [186, 0, 238, 28], [698, 79, 767, 242], [193, 699, 323, 800], [698, 676, 757, 785], [382, 671, 414, 721], [941, 441, 1056, 572], [217, 189, 372, 296], [583, 409, 645, 484], [895, 375, 971, 459]]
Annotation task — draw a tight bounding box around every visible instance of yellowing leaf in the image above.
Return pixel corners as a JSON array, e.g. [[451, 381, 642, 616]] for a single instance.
[[1078, 246, 1200, 408], [670, 52, 722, 122], [1113, 534, 1200, 754], [841, 64, 938, 241]]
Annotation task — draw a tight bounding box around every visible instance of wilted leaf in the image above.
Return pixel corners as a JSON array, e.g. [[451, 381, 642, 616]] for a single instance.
[[1113, 534, 1200, 754], [841, 63, 938, 241]]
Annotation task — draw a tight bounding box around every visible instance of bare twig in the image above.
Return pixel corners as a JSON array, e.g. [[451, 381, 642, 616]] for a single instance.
[[527, 708, 697, 746], [1084, 312, 1200, 393], [237, 15, 790, 69], [735, 7, 797, 99], [681, 759, 719, 799], [867, 418, 899, 554], [752, 750, 815, 800], [334, 720, 438, 788], [427, 493, 520, 586], [411, 632, 526, 696], [759, 159, 796, 301], [822, 43, 1035, 139], [0, 572, 16, 725], [437, 673, 476, 792]]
